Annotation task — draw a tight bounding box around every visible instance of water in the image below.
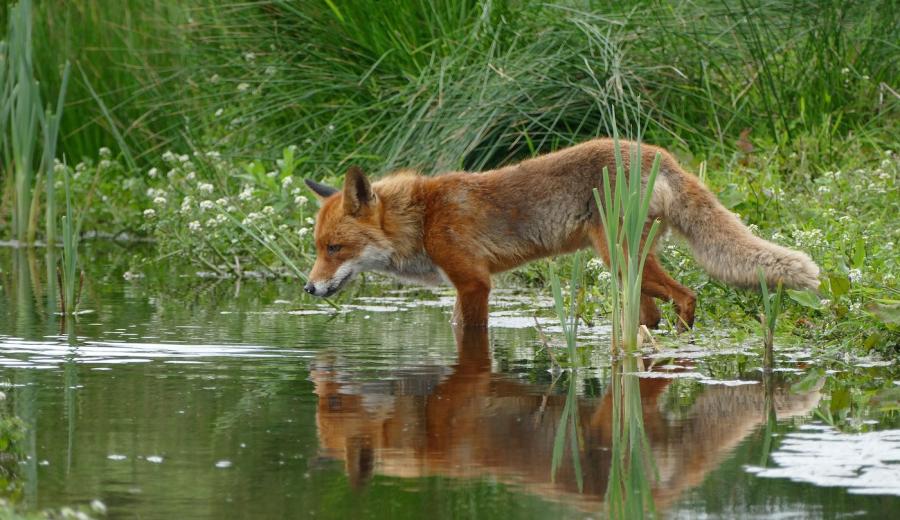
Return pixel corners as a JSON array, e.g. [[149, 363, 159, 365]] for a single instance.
[[0, 245, 898, 519]]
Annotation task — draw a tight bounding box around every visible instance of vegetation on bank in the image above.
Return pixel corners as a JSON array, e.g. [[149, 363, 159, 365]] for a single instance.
[[0, 1, 897, 353]]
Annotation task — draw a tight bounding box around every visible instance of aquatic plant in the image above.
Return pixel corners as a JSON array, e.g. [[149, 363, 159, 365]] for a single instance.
[[59, 167, 80, 315], [40, 62, 70, 247], [606, 357, 658, 519], [594, 129, 662, 353], [758, 268, 784, 369], [548, 251, 584, 361], [5, 0, 41, 244]]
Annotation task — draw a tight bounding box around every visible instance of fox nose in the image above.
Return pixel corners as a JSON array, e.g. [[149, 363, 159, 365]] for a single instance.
[[304, 282, 316, 295]]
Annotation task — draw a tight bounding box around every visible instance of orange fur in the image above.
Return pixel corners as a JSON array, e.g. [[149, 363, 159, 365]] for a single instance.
[[304, 138, 819, 328]]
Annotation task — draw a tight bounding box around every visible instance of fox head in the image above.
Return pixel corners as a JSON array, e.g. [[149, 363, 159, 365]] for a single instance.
[[303, 167, 393, 297]]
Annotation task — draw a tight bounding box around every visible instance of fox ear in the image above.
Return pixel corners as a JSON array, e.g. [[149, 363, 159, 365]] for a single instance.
[[342, 166, 375, 216], [304, 178, 338, 199]]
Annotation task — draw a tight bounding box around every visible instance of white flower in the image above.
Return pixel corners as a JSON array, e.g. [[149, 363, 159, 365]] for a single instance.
[[326, 124, 335, 132], [53, 161, 67, 174], [265, 66, 276, 76], [166, 169, 176, 179], [181, 196, 193, 213], [186, 171, 196, 181], [597, 271, 611, 282], [178, 154, 190, 163], [206, 151, 221, 159], [841, 67, 850, 75], [587, 257, 604, 271], [215, 214, 227, 224], [247, 212, 261, 221], [214, 108, 224, 118], [143, 208, 156, 218], [216, 197, 228, 206], [189, 220, 201, 232], [267, 170, 278, 178], [244, 52, 256, 62], [282, 176, 293, 188], [849, 269, 862, 283], [294, 195, 308, 206], [198, 182, 214, 194], [210, 74, 220, 83], [817, 185, 830, 194], [305, 217, 314, 225], [205, 218, 218, 227], [153, 196, 167, 206], [99, 159, 112, 170], [239, 186, 254, 201], [99, 146, 112, 158], [237, 83, 250, 92], [278, 224, 288, 231], [90, 500, 107, 515], [298, 227, 309, 237], [262, 205, 275, 215], [200, 200, 214, 210], [148, 167, 158, 178], [162, 151, 176, 163]]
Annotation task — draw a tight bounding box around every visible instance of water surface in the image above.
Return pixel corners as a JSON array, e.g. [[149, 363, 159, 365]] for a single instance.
[[0, 246, 898, 518]]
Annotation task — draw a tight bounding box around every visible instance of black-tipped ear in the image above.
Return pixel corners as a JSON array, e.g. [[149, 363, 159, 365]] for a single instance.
[[305, 178, 339, 199], [342, 166, 374, 216]]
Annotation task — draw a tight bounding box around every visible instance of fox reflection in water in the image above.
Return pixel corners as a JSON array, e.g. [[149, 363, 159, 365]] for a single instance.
[[311, 328, 821, 509]]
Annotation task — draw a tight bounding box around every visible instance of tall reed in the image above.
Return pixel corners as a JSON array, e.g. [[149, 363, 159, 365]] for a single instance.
[[59, 167, 79, 315], [548, 251, 584, 361], [6, 0, 41, 244], [594, 126, 661, 517], [594, 133, 661, 353], [758, 268, 784, 370], [41, 61, 71, 247]]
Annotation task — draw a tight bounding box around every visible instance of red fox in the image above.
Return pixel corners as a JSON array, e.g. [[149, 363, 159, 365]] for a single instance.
[[303, 138, 819, 328]]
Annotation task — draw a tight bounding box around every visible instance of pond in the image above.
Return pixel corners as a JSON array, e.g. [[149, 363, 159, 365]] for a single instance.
[[0, 245, 898, 518]]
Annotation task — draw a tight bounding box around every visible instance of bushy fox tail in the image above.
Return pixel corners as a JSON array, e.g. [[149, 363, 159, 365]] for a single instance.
[[658, 168, 820, 291]]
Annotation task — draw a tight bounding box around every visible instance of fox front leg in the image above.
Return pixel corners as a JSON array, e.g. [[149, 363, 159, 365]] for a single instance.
[[452, 283, 491, 326]]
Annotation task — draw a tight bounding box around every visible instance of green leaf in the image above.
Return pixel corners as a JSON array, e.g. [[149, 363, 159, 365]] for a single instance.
[[869, 387, 900, 412], [829, 388, 850, 414], [787, 289, 824, 310], [791, 369, 824, 394], [865, 301, 900, 325], [717, 184, 747, 209], [852, 238, 866, 269], [829, 274, 850, 298]]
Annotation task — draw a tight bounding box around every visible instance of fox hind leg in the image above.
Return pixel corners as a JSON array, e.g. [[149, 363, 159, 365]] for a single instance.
[[587, 227, 663, 328], [640, 253, 696, 331], [640, 294, 661, 329]]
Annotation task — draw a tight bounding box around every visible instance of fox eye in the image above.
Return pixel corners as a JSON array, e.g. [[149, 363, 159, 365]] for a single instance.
[[326, 244, 342, 255]]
